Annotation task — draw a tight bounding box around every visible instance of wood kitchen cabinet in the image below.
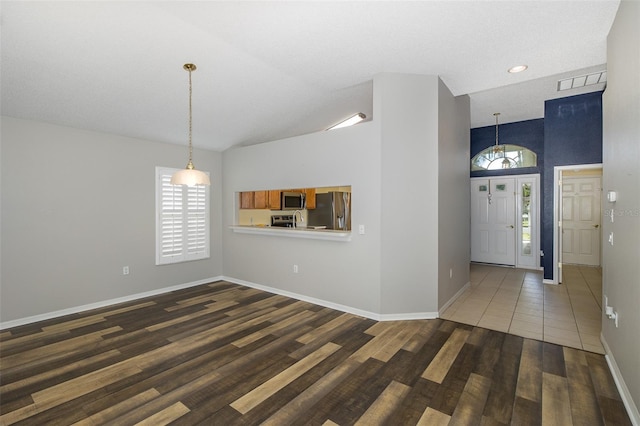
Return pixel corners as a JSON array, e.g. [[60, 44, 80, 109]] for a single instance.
[[268, 190, 281, 210], [240, 192, 255, 209], [239, 188, 315, 210], [304, 188, 316, 209], [253, 191, 269, 209], [240, 190, 282, 209]]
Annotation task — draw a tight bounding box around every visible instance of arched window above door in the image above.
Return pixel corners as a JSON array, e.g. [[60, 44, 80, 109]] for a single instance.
[[471, 144, 537, 171]]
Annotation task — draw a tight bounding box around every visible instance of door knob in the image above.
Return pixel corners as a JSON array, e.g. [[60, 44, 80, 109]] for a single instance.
[[507, 225, 514, 229], [594, 224, 600, 228]]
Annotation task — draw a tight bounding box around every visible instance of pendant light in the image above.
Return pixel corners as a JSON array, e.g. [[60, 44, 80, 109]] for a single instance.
[[502, 147, 511, 169], [170, 63, 211, 186], [492, 112, 501, 154], [492, 112, 512, 169]]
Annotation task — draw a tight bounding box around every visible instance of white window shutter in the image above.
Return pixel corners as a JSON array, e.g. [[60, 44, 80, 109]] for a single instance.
[[186, 184, 209, 258], [156, 167, 210, 265]]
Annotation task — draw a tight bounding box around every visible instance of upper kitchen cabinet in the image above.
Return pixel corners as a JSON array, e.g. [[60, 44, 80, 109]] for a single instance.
[[305, 188, 316, 209], [254, 190, 268, 209], [268, 190, 281, 210], [240, 190, 283, 210], [239, 189, 312, 210], [240, 191, 255, 209]]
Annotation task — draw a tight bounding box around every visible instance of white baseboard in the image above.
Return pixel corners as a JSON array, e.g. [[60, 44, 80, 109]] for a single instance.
[[601, 334, 640, 425], [439, 281, 471, 317], [223, 276, 439, 322], [377, 312, 439, 321], [2, 274, 446, 330], [0, 276, 224, 330]]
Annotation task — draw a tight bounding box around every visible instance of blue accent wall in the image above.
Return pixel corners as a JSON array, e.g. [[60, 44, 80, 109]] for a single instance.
[[470, 92, 603, 280], [542, 92, 603, 280], [471, 118, 544, 178]]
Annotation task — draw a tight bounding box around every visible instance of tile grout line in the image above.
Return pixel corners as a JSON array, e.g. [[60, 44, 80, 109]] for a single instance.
[[542, 275, 546, 343], [482, 269, 526, 332], [445, 265, 603, 353], [580, 265, 603, 310], [567, 270, 585, 351], [571, 267, 604, 352], [500, 273, 522, 334]]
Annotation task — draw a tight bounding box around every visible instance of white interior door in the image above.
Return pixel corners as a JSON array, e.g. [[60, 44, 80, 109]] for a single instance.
[[562, 176, 601, 266], [471, 178, 516, 266]]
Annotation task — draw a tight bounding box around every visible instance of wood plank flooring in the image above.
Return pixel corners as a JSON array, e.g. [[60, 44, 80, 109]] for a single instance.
[[0, 281, 632, 425]]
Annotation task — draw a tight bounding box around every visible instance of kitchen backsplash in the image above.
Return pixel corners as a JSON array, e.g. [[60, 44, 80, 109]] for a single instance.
[[238, 209, 308, 226]]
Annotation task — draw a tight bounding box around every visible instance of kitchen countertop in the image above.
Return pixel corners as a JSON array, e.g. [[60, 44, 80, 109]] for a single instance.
[[229, 225, 351, 241]]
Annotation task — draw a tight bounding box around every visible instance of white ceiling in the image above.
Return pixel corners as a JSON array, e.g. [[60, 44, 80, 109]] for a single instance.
[[1, 1, 619, 151]]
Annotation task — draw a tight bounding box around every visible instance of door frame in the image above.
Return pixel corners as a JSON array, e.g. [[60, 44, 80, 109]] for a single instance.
[[470, 174, 540, 269], [552, 164, 603, 284]]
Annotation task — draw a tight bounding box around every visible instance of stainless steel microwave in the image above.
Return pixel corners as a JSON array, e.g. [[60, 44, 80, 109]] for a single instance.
[[281, 192, 304, 210]]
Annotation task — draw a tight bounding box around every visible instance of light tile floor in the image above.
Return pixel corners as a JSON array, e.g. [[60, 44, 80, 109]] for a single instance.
[[441, 263, 604, 353]]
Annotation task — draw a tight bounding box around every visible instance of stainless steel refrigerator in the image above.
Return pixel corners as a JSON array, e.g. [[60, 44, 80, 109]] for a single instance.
[[307, 192, 351, 230]]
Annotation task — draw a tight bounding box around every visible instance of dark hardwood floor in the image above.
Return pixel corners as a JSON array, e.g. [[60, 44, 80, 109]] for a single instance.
[[0, 281, 632, 425]]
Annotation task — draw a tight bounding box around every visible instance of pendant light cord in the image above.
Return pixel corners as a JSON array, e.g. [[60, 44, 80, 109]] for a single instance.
[[170, 63, 210, 186], [185, 63, 196, 170], [494, 112, 500, 147]]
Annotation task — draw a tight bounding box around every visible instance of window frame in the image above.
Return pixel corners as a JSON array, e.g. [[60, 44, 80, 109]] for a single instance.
[[155, 166, 210, 265], [471, 144, 537, 171]]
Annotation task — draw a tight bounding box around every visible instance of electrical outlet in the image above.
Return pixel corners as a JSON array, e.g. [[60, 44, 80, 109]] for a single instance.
[[293, 264, 299, 274], [606, 306, 614, 317], [122, 266, 129, 275], [449, 268, 453, 279]]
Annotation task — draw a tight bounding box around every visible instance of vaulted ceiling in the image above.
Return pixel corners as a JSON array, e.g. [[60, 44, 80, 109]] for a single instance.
[[1, 1, 619, 151]]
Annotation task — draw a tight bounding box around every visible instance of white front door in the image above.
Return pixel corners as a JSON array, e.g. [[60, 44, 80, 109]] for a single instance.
[[471, 178, 516, 266], [562, 177, 602, 266]]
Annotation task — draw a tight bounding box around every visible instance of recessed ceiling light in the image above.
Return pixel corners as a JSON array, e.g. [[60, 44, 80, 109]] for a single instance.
[[508, 65, 528, 73]]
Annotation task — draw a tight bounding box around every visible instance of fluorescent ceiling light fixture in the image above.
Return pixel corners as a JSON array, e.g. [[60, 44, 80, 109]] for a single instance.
[[508, 64, 528, 73], [557, 71, 607, 91], [327, 113, 366, 130]]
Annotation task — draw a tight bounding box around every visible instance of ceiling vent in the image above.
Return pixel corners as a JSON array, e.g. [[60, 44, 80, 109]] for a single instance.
[[557, 71, 607, 91]]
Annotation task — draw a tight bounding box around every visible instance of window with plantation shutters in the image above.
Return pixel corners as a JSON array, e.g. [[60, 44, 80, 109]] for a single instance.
[[156, 167, 210, 265]]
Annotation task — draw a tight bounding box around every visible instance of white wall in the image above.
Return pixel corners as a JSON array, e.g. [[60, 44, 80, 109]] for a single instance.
[[437, 80, 471, 307], [1, 72, 471, 324], [222, 122, 383, 314], [378, 74, 440, 315], [602, 0, 640, 420], [0, 117, 223, 323], [223, 73, 470, 318]]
